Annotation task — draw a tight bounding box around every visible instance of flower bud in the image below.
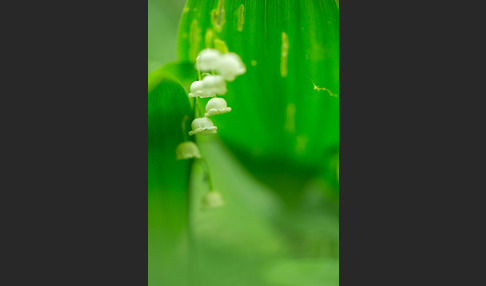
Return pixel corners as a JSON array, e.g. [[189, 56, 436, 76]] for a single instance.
[[202, 191, 224, 209], [188, 117, 217, 136], [205, 98, 231, 117], [216, 53, 246, 81], [176, 141, 201, 160], [196, 49, 222, 71]]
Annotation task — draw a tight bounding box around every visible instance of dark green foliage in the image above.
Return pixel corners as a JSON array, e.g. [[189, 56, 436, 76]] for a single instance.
[[148, 73, 193, 285]]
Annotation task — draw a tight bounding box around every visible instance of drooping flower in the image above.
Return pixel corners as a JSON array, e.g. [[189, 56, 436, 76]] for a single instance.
[[188, 117, 217, 136], [196, 49, 222, 71], [202, 191, 224, 209], [188, 80, 214, 98], [205, 98, 231, 117], [188, 75, 227, 98], [176, 141, 201, 160], [216, 53, 246, 81], [202, 75, 227, 95]]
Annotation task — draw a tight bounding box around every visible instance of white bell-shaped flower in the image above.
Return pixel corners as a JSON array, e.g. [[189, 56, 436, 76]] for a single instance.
[[188, 117, 217, 136], [188, 80, 214, 98], [196, 49, 222, 71], [202, 75, 227, 95], [216, 53, 246, 81], [202, 191, 224, 209], [176, 141, 201, 160], [205, 98, 231, 117]]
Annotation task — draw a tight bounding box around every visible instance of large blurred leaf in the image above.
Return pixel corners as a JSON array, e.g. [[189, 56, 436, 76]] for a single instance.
[[148, 72, 194, 286], [177, 0, 339, 193], [180, 135, 338, 286]]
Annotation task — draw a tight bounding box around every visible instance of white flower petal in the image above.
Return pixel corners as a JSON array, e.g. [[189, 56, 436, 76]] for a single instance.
[[205, 98, 232, 116], [216, 53, 246, 81], [188, 80, 215, 98], [202, 75, 227, 95], [189, 117, 218, 136], [196, 49, 222, 71]]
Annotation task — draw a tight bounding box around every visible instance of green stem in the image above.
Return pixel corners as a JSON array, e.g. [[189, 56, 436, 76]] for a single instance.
[[181, 115, 190, 141], [197, 61, 202, 81], [185, 160, 197, 284], [195, 97, 205, 118], [198, 158, 214, 191]]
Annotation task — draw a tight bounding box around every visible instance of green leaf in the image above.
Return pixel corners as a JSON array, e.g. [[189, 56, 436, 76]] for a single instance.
[[177, 0, 339, 192], [148, 60, 198, 93], [148, 72, 194, 285]]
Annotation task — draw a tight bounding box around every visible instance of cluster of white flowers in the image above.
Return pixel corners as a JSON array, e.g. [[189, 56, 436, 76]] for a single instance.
[[175, 49, 245, 210], [176, 49, 246, 160], [188, 48, 246, 136], [196, 49, 246, 81]]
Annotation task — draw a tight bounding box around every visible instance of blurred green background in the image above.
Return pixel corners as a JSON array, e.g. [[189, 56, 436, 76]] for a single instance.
[[149, 1, 339, 285], [148, 0, 187, 72]]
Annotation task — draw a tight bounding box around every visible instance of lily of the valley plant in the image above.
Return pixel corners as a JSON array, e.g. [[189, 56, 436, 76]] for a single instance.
[[176, 48, 246, 208]]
